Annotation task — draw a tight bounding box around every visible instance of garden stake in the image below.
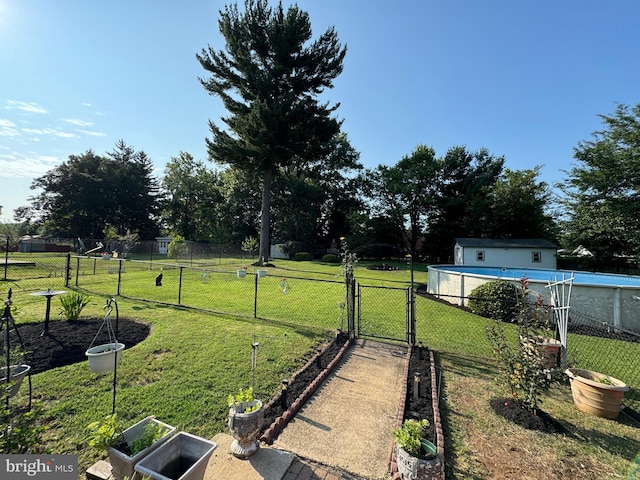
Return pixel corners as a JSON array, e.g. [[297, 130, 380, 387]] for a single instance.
[[413, 371, 421, 400], [280, 379, 289, 409]]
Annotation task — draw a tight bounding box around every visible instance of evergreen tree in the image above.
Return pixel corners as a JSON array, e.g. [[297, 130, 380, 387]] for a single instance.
[[198, 0, 346, 262]]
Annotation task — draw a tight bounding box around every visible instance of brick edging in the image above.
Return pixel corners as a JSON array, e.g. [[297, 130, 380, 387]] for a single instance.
[[260, 332, 354, 444], [389, 347, 445, 480]]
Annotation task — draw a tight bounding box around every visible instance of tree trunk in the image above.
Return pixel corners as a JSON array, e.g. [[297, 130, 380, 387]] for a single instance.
[[259, 167, 273, 265]]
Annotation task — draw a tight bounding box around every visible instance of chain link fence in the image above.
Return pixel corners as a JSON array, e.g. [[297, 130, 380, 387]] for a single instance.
[[421, 292, 640, 414], [2, 250, 639, 414], [1, 252, 69, 292]]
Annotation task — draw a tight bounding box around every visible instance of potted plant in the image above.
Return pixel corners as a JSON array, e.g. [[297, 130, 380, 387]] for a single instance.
[[393, 419, 437, 480], [86, 342, 125, 374], [237, 265, 248, 278], [0, 347, 31, 398], [565, 368, 629, 420], [257, 269, 267, 278], [135, 431, 217, 480], [87, 414, 176, 480], [227, 386, 264, 458]]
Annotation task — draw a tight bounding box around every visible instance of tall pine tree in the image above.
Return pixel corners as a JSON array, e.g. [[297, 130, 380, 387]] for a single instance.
[[197, 0, 346, 262]]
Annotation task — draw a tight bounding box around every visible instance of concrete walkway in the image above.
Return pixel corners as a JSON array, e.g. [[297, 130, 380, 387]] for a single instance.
[[272, 339, 406, 480], [88, 339, 407, 480]]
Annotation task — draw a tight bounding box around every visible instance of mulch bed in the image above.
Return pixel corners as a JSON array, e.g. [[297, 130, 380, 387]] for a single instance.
[[489, 397, 565, 433], [403, 345, 436, 441], [2, 318, 150, 374]]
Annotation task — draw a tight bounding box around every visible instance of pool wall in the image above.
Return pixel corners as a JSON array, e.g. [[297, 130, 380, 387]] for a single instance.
[[428, 265, 640, 334]]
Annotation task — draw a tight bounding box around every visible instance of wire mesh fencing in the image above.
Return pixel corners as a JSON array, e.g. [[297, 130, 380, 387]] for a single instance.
[[72, 257, 347, 333], [422, 291, 640, 414], [1, 253, 69, 292]]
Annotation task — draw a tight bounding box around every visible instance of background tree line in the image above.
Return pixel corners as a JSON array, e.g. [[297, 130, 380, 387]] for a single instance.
[[7, 0, 640, 269]]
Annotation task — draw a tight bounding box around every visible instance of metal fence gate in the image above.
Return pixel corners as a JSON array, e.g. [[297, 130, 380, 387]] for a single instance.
[[357, 284, 412, 343]]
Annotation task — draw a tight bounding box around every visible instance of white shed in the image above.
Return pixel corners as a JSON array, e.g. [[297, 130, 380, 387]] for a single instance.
[[155, 237, 172, 255], [454, 238, 558, 269]]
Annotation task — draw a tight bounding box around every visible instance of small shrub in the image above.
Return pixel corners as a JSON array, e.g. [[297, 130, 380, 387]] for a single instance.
[[468, 280, 518, 322], [322, 254, 338, 263], [485, 277, 562, 413], [167, 235, 187, 259], [294, 252, 312, 261], [0, 400, 47, 453], [58, 292, 90, 321]]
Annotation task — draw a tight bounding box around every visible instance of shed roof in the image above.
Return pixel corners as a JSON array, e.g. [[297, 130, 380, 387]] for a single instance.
[[455, 238, 558, 249]]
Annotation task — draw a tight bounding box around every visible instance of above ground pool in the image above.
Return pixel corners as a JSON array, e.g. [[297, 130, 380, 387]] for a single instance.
[[427, 265, 640, 334]]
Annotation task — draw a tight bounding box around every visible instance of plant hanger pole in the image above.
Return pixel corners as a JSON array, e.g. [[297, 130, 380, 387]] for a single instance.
[[1, 288, 32, 410], [105, 298, 119, 415]]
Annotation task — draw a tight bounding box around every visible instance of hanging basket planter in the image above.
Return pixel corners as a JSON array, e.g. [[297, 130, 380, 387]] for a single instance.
[[565, 368, 629, 419], [86, 342, 125, 374], [257, 269, 267, 278], [237, 270, 247, 278], [1, 364, 31, 398]]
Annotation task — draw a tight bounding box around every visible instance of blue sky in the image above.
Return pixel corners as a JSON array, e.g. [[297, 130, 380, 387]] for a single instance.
[[2, 1, 639, 222]]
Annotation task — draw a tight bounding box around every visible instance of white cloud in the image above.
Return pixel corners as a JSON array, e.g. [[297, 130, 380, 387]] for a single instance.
[[82, 102, 92, 107], [22, 128, 77, 139], [65, 118, 94, 127], [5, 100, 48, 114], [0, 151, 61, 178], [0, 118, 19, 136], [77, 129, 107, 137]]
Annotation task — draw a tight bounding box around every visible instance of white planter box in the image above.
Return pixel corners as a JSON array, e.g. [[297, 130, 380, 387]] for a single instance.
[[0, 364, 30, 397], [135, 432, 217, 480], [108, 416, 177, 480]]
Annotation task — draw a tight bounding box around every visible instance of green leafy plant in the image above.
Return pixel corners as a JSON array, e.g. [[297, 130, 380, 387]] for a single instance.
[[87, 414, 120, 450], [294, 252, 312, 261], [130, 422, 165, 456], [87, 414, 168, 456], [322, 253, 338, 263], [0, 346, 28, 368], [241, 236, 259, 260], [227, 387, 260, 413], [58, 291, 90, 321], [0, 400, 47, 454], [167, 235, 187, 259], [393, 419, 430, 456], [469, 280, 519, 322], [485, 277, 562, 413]]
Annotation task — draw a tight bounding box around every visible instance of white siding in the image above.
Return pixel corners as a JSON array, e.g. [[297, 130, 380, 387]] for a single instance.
[[455, 244, 556, 269]]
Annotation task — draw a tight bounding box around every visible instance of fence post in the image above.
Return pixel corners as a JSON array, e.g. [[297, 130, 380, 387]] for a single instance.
[[178, 266, 183, 305], [64, 254, 71, 288], [117, 259, 123, 296], [75, 256, 80, 287], [346, 275, 355, 335], [3, 236, 8, 281], [254, 274, 259, 318]]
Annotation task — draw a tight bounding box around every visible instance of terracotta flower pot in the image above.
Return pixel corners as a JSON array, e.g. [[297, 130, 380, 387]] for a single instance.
[[565, 368, 629, 420], [537, 338, 562, 368]]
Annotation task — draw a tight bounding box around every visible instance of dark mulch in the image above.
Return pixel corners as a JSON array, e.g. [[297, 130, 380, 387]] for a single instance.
[[489, 397, 565, 433], [260, 331, 349, 434], [2, 318, 150, 374], [403, 345, 436, 443]]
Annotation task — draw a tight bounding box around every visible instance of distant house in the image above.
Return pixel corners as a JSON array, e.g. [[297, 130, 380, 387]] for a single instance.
[[453, 238, 558, 269], [18, 235, 73, 253]]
